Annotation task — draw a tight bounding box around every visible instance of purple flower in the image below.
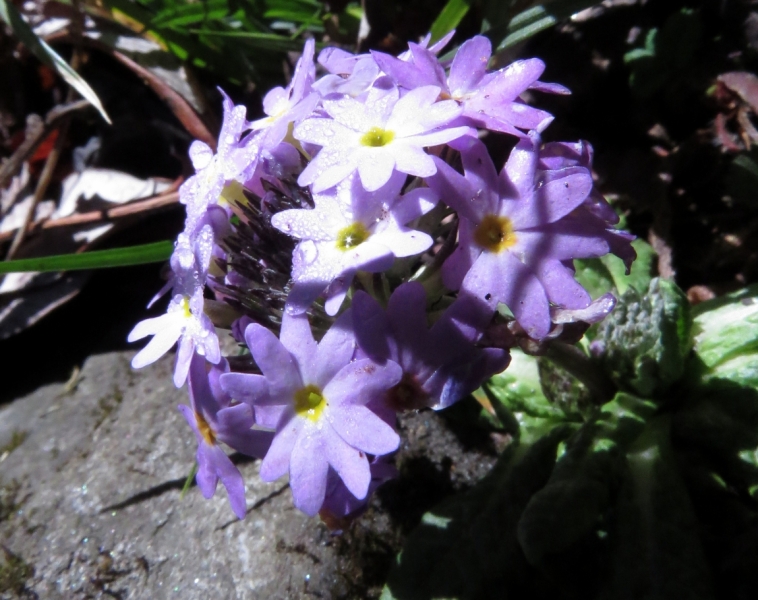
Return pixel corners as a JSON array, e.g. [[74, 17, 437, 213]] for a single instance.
[[272, 171, 437, 315], [428, 134, 616, 339], [372, 35, 568, 137], [295, 86, 469, 192], [319, 456, 397, 530], [129, 226, 221, 387], [538, 140, 637, 272], [179, 355, 273, 519], [353, 282, 510, 410], [220, 311, 402, 516]]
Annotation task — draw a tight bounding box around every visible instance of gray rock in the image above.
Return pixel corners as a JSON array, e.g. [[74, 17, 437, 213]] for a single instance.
[[0, 351, 497, 599]]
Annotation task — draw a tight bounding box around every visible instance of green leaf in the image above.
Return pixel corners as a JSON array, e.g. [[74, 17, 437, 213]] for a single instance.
[[726, 153, 758, 208], [623, 28, 657, 64], [603, 238, 656, 295], [262, 0, 321, 23], [597, 278, 692, 397], [152, 0, 230, 27], [0, 0, 111, 123], [0, 241, 173, 274], [597, 392, 658, 447], [656, 8, 701, 70], [429, 0, 470, 43], [604, 417, 716, 600], [537, 355, 594, 420], [382, 426, 574, 600], [491, 0, 602, 51], [575, 238, 656, 298], [186, 30, 314, 52], [516, 392, 655, 566], [484, 349, 569, 442], [691, 284, 758, 369]]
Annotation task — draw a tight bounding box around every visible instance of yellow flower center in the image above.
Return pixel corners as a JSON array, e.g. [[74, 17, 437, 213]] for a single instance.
[[473, 214, 517, 253], [180, 296, 192, 318], [336, 222, 370, 251], [219, 181, 247, 207], [360, 127, 395, 147], [294, 384, 327, 422], [195, 411, 216, 445]]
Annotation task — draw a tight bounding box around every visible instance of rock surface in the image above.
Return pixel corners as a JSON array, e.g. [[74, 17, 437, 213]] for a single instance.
[[0, 351, 498, 599]]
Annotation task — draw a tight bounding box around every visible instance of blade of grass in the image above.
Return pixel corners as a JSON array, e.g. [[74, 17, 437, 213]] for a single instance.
[[0, 0, 111, 123], [151, 0, 230, 28], [430, 0, 470, 43], [492, 0, 601, 50], [188, 29, 317, 51], [0, 241, 173, 274]]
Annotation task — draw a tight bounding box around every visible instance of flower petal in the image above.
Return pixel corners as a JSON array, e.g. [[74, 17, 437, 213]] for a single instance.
[[328, 404, 400, 455], [260, 410, 302, 481], [323, 425, 371, 500], [323, 359, 402, 406], [245, 324, 302, 396], [289, 427, 329, 516]]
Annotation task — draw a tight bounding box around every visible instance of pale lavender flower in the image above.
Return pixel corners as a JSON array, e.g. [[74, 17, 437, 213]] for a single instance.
[[180, 90, 260, 234], [272, 171, 437, 315], [220, 311, 402, 516], [353, 283, 509, 410], [248, 40, 319, 155], [179, 355, 273, 519], [129, 225, 221, 387], [372, 35, 569, 137], [427, 134, 617, 339], [313, 51, 382, 98], [295, 86, 470, 192], [312, 31, 455, 99]]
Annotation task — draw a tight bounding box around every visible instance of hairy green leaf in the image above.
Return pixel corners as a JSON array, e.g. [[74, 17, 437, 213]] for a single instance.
[[484, 349, 569, 442], [382, 426, 574, 600], [604, 417, 715, 600], [691, 284, 758, 369], [516, 392, 655, 566]]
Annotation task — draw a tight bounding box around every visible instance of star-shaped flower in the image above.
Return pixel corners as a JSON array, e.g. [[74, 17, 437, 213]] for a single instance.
[[353, 283, 510, 410], [428, 134, 616, 339], [179, 355, 273, 519], [248, 39, 319, 152], [372, 35, 569, 137], [272, 171, 437, 315], [129, 225, 221, 387], [220, 311, 401, 516], [180, 90, 260, 234], [295, 86, 469, 192]]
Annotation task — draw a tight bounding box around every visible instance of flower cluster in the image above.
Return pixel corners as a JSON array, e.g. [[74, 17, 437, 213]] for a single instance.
[[129, 33, 634, 522]]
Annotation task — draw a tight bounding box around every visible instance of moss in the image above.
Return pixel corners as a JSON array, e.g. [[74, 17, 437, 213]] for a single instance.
[[0, 480, 20, 523], [0, 546, 33, 596], [93, 385, 124, 430], [0, 431, 27, 458]]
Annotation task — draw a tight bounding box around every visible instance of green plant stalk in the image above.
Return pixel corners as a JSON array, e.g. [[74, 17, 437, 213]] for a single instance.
[[544, 342, 617, 404]]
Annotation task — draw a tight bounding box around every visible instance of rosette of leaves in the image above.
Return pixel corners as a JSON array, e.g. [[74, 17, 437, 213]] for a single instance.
[[383, 245, 758, 599]]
